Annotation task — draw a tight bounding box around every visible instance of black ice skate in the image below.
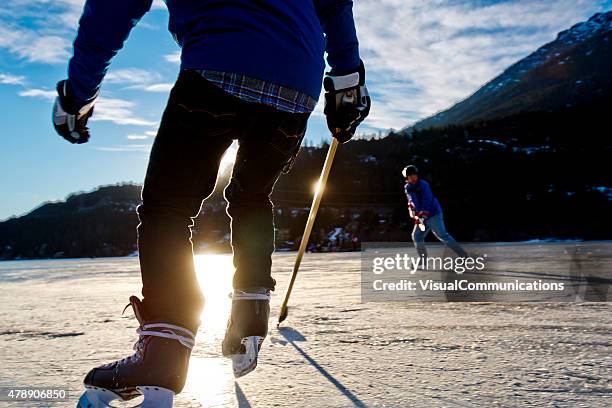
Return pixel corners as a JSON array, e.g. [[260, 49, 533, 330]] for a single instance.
[[222, 288, 270, 378], [77, 296, 196, 408]]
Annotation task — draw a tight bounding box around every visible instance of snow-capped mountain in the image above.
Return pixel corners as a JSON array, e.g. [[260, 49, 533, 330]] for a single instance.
[[408, 12, 612, 131]]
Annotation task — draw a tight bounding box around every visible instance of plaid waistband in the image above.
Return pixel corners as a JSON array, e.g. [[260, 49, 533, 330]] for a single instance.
[[194, 69, 317, 113]]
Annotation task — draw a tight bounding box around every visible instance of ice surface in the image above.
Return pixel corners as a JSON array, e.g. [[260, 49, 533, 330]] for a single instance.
[[0, 251, 610, 407]]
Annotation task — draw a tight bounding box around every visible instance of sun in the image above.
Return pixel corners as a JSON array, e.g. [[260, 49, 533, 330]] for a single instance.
[[185, 254, 236, 406], [220, 140, 238, 171], [313, 180, 322, 195], [193, 254, 235, 334]]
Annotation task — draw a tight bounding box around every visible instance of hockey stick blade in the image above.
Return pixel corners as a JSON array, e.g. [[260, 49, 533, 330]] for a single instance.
[[277, 306, 289, 327]]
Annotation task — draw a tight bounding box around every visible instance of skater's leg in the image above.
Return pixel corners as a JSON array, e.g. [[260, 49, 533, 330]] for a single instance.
[[222, 288, 271, 377], [222, 109, 308, 377], [79, 71, 242, 408], [428, 213, 468, 257], [225, 111, 309, 290], [138, 71, 237, 333], [411, 223, 429, 259]]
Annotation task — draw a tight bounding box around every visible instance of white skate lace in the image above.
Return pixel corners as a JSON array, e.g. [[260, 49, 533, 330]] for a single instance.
[[114, 324, 195, 366], [115, 324, 195, 366], [136, 323, 196, 349], [113, 298, 197, 366], [230, 291, 271, 301]]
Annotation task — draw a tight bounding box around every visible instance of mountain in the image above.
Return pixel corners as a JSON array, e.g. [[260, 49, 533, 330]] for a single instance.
[[408, 12, 612, 131], [2, 109, 611, 261], [0, 184, 142, 259]]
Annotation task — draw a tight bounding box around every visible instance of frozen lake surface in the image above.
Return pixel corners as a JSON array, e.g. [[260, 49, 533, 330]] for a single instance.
[[0, 249, 610, 407]]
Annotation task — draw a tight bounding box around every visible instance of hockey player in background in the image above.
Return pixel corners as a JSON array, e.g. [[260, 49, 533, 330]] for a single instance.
[[403, 165, 468, 259]]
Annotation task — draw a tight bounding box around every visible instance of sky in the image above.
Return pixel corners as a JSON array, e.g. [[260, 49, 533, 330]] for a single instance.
[[0, 0, 611, 220]]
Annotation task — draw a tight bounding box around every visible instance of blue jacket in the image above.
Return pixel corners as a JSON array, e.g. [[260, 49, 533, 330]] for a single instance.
[[404, 179, 443, 217], [68, 0, 360, 107]]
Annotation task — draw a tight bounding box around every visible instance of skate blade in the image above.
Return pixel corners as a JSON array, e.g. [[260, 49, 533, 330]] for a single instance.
[[77, 385, 174, 408], [231, 335, 264, 378], [77, 386, 121, 408]]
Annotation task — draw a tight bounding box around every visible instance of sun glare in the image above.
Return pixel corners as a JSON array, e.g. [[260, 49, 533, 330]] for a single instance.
[[313, 180, 322, 195], [220, 140, 238, 171], [185, 357, 236, 407], [186, 254, 236, 406], [194, 254, 234, 333]]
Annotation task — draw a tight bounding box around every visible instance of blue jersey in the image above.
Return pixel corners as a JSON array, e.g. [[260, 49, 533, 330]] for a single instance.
[[67, 0, 360, 107], [404, 179, 443, 217]]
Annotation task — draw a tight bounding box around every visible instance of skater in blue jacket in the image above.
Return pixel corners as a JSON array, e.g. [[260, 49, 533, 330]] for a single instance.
[[402, 165, 467, 259], [52, 1, 370, 406]]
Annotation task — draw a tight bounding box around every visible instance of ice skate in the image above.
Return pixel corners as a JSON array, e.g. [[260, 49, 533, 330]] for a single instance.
[[222, 288, 270, 378], [76, 296, 195, 407]]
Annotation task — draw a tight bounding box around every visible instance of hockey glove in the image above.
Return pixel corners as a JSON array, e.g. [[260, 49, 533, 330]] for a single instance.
[[323, 61, 371, 143], [52, 80, 97, 144]]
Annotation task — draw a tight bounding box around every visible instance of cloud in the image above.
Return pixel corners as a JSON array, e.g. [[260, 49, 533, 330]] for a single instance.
[[105, 69, 171, 92], [17, 89, 156, 126], [93, 98, 158, 126], [93, 144, 152, 152], [127, 129, 157, 140], [0, 0, 165, 64], [309, 89, 325, 118], [152, 0, 166, 10], [141, 83, 173, 92], [0, 0, 78, 64], [105, 68, 161, 85], [163, 51, 181, 64], [13, 35, 71, 63], [0, 73, 26, 85], [352, 0, 611, 129], [18, 88, 56, 100], [0, 20, 71, 64]]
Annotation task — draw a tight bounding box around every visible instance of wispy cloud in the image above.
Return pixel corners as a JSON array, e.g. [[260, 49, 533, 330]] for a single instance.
[[152, 0, 167, 10], [0, 73, 25, 85], [141, 83, 173, 92], [17, 89, 157, 126], [18, 88, 56, 100], [0, 20, 71, 64], [94, 98, 158, 126], [127, 130, 156, 140], [105, 68, 172, 92], [163, 51, 181, 64], [2, 0, 610, 133], [0, 0, 159, 64], [105, 68, 161, 85], [14, 35, 71, 63], [353, 0, 611, 129], [0, 0, 84, 63], [93, 144, 152, 152]]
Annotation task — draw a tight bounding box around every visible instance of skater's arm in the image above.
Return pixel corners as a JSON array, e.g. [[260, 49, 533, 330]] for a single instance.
[[419, 181, 435, 214], [68, 0, 153, 107], [314, 0, 360, 74], [405, 185, 420, 212]]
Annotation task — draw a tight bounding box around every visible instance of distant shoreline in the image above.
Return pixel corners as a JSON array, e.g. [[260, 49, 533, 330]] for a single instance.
[[2, 239, 610, 262]]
